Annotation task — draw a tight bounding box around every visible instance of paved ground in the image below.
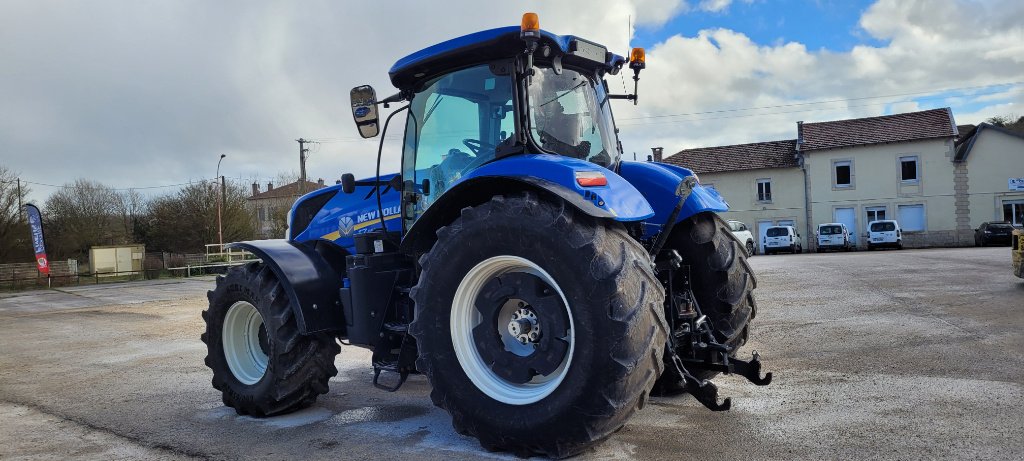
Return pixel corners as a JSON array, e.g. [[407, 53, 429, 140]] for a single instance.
[[1, 248, 1022, 460]]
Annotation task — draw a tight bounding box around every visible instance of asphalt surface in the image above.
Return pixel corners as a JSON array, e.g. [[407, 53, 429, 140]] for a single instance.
[[1, 247, 1022, 460]]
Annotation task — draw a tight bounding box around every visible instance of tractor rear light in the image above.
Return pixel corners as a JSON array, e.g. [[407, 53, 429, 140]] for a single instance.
[[521, 13, 540, 39], [575, 171, 607, 187]]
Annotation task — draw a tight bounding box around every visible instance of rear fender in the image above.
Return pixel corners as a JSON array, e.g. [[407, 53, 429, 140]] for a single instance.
[[618, 161, 729, 238], [226, 239, 346, 335], [401, 154, 656, 253]]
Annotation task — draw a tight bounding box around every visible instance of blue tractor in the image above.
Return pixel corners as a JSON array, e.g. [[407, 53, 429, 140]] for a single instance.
[[203, 13, 770, 458]]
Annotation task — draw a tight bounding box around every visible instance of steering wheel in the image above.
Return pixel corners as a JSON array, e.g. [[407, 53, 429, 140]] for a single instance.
[[462, 138, 496, 157]]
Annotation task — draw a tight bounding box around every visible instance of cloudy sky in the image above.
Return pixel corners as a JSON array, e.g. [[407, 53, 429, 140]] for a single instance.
[[2, 0, 1022, 203]]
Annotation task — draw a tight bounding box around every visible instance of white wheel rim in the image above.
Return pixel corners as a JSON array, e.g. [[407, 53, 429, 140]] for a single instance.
[[223, 301, 269, 385], [450, 256, 575, 405]]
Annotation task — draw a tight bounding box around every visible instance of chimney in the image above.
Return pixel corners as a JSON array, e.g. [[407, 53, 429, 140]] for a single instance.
[[317, 178, 325, 187], [651, 147, 664, 162], [267, 182, 273, 191], [252, 182, 259, 196]]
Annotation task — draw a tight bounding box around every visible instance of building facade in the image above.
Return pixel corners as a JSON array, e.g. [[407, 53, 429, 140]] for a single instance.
[[664, 108, 1023, 251], [248, 179, 325, 238]]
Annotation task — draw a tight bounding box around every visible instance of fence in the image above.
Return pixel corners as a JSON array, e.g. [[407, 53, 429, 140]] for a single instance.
[[0, 249, 257, 291]]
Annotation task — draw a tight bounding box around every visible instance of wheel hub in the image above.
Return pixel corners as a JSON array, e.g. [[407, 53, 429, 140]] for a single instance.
[[507, 307, 541, 344]]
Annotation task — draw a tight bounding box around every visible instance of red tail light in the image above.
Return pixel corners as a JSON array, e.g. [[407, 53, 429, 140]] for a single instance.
[[575, 171, 607, 187]]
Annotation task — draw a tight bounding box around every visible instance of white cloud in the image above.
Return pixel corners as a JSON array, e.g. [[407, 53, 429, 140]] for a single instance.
[[615, 0, 1024, 154], [699, 0, 733, 13], [0, 0, 1022, 203]]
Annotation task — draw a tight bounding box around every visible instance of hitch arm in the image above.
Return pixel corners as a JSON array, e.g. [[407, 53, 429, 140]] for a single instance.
[[682, 350, 773, 386]]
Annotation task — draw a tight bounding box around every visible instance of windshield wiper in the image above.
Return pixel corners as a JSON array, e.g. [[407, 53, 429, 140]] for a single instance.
[[423, 95, 445, 124], [539, 81, 587, 108]]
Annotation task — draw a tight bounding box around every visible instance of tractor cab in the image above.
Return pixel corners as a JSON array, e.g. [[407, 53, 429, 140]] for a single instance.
[[349, 16, 645, 233]]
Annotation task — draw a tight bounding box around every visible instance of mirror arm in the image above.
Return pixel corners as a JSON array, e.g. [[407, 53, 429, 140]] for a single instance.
[[379, 92, 405, 108]]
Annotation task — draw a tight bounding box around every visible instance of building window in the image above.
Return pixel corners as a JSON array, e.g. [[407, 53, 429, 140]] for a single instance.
[[756, 179, 772, 202], [1004, 200, 1024, 227], [833, 160, 853, 188], [866, 206, 887, 223], [900, 155, 919, 183], [897, 204, 925, 231]]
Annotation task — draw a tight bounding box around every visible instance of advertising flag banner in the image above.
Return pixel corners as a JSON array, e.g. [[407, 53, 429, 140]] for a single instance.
[[24, 204, 50, 275]]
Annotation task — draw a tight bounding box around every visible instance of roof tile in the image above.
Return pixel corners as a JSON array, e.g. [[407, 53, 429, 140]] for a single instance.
[[662, 139, 798, 175], [799, 108, 955, 151]]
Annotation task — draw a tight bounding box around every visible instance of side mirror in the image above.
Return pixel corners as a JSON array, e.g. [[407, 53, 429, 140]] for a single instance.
[[350, 85, 379, 138], [341, 173, 355, 194]]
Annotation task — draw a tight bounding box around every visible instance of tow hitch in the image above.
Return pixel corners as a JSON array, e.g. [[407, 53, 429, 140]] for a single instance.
[[657, 251, 773, 410]]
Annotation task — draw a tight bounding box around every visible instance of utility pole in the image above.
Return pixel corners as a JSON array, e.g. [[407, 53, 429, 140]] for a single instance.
[[216, 154, 226, 253], [16, 178, 23, 222], [297, 138, 310, 194]]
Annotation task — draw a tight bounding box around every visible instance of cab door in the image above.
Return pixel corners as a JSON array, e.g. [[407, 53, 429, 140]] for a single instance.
[[400, 64, 515, 232]]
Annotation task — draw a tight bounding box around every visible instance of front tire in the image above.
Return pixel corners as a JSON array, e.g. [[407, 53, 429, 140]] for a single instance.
[[745, 240, 756, 256], [202, 263, 340, 416], [410, 193, 667, 458]]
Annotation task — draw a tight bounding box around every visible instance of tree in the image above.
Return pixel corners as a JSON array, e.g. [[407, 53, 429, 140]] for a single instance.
[[146, 180, 255, 253], [985, 114, 1024, 133], [43, 179, 128, 260], [0, 166, 32, 264]]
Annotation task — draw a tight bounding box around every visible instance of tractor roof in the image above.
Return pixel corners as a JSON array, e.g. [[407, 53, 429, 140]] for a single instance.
[[389, 26, 625, 89]]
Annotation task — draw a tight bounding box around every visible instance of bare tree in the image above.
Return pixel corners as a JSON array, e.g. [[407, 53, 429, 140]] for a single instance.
[[0, 166, 32, 263], [986, 114, 1024, 133], [43, 179, 125, 259], [113, 188, 146, 241], [146, 180, 255, 253]]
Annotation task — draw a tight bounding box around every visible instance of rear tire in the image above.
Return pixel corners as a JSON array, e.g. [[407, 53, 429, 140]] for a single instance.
[[202, 263, 340, 416], [745, 240, 755, 256], [654, 212, 756, 387], [410, 193, 667, 458]]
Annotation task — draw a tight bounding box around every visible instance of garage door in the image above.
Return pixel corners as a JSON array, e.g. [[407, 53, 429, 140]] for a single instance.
[[834, 207, 856, 244], [757, 219, 773, 254]]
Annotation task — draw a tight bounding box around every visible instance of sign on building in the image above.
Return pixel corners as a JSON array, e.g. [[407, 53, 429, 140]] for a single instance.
[[1010, 178, 1024, 191]]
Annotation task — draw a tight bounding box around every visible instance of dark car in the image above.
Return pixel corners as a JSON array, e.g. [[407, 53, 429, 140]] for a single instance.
[[975, 221, 1016, 246]]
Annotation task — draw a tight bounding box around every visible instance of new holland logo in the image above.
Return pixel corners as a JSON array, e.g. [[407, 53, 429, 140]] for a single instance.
[[338, 216, 355, 236]]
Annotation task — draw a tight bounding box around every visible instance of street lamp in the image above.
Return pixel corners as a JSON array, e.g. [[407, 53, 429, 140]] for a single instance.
[[216, 154, 226, 255]]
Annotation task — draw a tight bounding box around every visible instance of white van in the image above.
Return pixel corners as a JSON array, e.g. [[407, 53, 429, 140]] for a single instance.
[[868, 220, 903, 250], [763, 225, 803, 254], [816, 223, 852, 252]]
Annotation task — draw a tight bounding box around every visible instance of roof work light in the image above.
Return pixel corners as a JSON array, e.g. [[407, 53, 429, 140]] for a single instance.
[[521, 13, 540, 39], [629, 47, 646, 71]]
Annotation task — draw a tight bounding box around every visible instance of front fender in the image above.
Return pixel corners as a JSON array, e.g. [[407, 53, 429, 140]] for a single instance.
[[226, 240, 344, 335], [455, 154, 655, 221], [618, 161, 729, 238], [401, 155, 656, 253]]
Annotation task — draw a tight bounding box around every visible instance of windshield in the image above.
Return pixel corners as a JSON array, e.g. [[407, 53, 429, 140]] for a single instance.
[[819, 225, 843, 235], [871, 222, 896, 232], [528, 67, 618, 167], [767, 227, 789, 237]]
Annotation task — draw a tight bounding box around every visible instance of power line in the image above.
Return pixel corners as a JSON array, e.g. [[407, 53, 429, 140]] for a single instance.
[[616, 86, 1020, 127], [616, 81, 1024, 122], [0, 178, 216, 191]]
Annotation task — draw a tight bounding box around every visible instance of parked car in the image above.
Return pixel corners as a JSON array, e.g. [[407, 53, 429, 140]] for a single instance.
[[728, 220, 756, 256], [763, 225, 802, 254], [816, 222, 852, 252], [867, 220, 903, 250], [974, 221, 1015, 246]]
